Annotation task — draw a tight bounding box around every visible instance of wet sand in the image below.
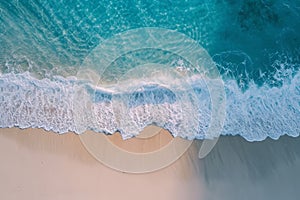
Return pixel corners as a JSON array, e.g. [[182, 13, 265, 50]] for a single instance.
[[0, 128, 300, 200]]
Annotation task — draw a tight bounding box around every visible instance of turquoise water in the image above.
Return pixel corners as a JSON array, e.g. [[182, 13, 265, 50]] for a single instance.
[[0, 0, 299, 141]]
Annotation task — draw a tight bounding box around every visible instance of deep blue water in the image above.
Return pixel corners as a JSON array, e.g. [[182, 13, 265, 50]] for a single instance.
[[0, 0, 299, 140]]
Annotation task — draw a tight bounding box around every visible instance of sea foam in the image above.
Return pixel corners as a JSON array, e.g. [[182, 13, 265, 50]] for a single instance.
[[0, 70, 299, 141]]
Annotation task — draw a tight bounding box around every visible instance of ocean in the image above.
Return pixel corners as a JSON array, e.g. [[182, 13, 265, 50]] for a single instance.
[[0, 0, 299, 141]]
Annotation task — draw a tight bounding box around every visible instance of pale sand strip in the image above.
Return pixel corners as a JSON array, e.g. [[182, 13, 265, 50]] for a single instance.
[[80, 128, 192, 173], [0, 128, 203, 200], [2, 127, 300, 200], [107, 126, 173, 153]]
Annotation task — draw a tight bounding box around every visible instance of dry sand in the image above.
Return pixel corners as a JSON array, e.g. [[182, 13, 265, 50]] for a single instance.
[[1, 127, 300, 200], [0, 128, 202, 200]]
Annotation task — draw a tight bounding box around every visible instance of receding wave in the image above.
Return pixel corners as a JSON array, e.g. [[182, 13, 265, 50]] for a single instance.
[[0, 69, 299, 141]]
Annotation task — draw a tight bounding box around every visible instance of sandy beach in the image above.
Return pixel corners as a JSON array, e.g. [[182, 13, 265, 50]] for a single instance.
[[0, 128, 202, 200], [1, 128, 300, 200]]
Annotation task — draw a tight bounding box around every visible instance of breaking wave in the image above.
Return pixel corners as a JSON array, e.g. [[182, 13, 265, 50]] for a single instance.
[[0, 68, 299, 141]]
